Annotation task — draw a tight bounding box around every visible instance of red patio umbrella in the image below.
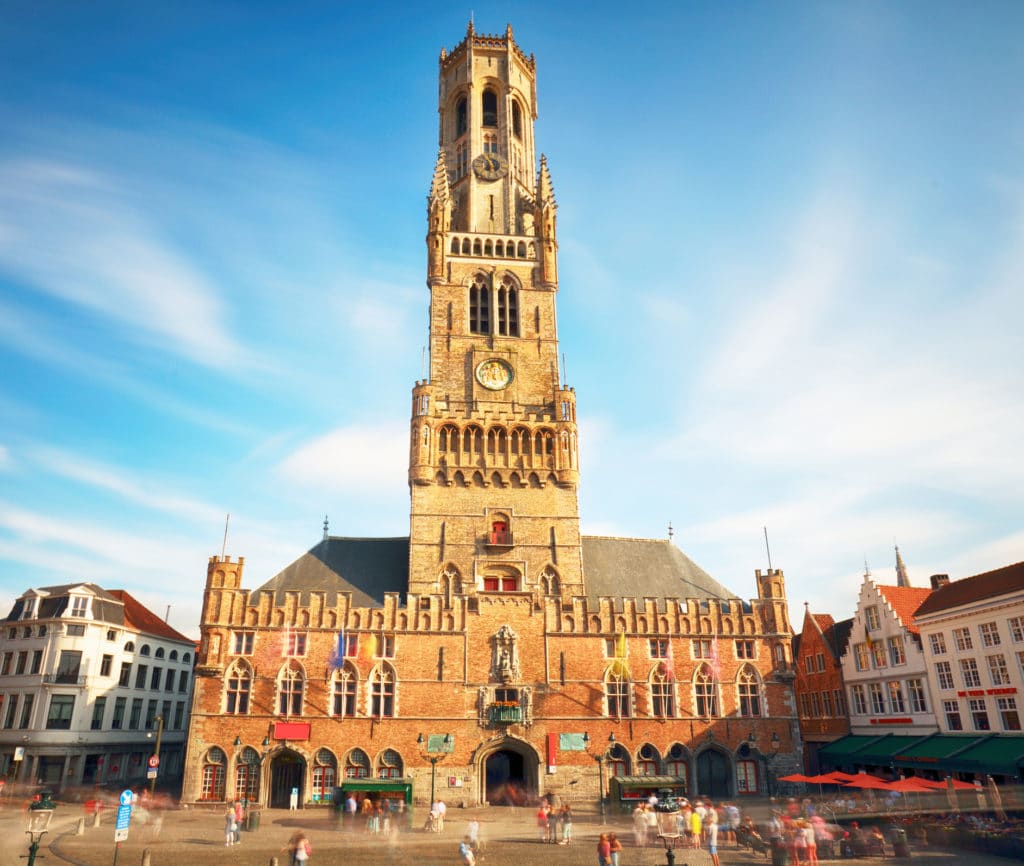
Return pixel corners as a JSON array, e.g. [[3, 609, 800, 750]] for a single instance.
[[917, 777, 977, 791], [777, 773, 812, 783], [818, 771, 856, 783], [887, 777, 935, 793], [842, 772, 893, 789]]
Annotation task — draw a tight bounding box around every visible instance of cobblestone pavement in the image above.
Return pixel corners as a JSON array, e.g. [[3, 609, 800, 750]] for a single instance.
[[0, 803, 1001, 866]]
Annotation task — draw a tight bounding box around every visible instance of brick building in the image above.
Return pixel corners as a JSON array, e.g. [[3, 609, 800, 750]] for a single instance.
[[182, 22, 800, 810], [793, 606, 852, 774]]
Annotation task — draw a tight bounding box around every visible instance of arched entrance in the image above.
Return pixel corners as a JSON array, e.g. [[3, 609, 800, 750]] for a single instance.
[[479, 738, 539, 806], [696, 748, 731, 799], [269, 749, 306, 808]]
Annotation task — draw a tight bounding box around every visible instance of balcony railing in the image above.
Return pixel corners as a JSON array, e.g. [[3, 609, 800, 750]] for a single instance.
[[43, 673, 85, 685], [488, 704, 522, 724], [485, 532, 514, 548]]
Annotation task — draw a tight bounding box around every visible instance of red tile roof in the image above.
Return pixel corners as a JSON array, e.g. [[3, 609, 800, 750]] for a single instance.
[[877, 585, 933, 634], [914, 561, 1024, 617], [813, 613, 835, 631], [108, 590, 192, 643]]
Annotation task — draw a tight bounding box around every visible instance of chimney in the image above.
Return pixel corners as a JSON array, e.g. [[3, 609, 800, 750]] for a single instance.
[[929, 574, 950, 590]]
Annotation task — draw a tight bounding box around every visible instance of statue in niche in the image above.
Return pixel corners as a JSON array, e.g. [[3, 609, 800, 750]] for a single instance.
[[493, 624, 519, 683]]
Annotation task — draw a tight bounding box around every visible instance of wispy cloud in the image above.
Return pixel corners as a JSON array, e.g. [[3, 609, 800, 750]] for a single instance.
[[0, 158, 248, 370], [276, 424, 408, 494]]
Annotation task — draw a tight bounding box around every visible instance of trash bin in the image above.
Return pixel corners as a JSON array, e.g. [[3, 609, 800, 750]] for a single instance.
[[890, 827, 910, 858], [771, 836, 788, 866], [246, 810, 260, 832]]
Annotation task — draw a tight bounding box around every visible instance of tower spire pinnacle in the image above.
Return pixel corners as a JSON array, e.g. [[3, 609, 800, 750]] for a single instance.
[[895, 544, 911, 587]]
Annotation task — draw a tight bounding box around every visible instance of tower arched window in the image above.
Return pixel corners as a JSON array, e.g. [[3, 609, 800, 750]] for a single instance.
[[512, 101, 522, 139], [482, 89, 498, 127], [607, 743, 630, 778], [455, 97, 468, 138], [331, 663, 357, 717], [694, 664, 719, 718], [637, 743, 660, 776], [605, 669, 632, 718], [496, 276, 519, 336], [738, 666, 762, 717], [345, 748, 370, 778], [470, 277, 490, 334], [278, 661, 305, 716], [370, 664, 396, 718], [225, 661, 252, 715]]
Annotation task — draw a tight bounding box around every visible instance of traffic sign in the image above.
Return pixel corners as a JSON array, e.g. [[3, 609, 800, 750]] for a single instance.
[[147, 755, 160, 769], [146, 768, 158, 779], [120, 789, 134, 807], [114, 827, 129, 843], [116, 804, 132, 831]]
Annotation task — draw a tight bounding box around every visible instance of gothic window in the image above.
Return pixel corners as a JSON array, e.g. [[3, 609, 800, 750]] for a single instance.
[[651, 669, 675, 718], [378, 748, 404, 778], [345, 748, 371, 778], [235, 747, 260, 802], [511, 100, 522, 138], [607, 743, 630, 778], [482, 567, 519, 592], [312, 749, 337, 802], [483, 132, 498, 154], [736, 760, 758, 794], [468, 278, 489, 335], [200, 747, 227, 801], [455, 96, 468, 138], [369, 664, 396, 718], [225, 661, 252, 715], [331, 663, 357, 717], [482, 89, 498, 127], [666, 743, 688, 780], [694, 664, 719, 717], [278, 662, 304, 716], [637, 743, 659, 775], [605, 670, 631, 718], [439, 424, 458, 454], [496, 276, 519, 336], [737, 667, 761, 717], [540, 567, 560, 596]]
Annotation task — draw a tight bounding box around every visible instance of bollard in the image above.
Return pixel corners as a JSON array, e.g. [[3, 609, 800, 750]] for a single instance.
[[141, 849, 151, 866], [92, 809, 102, 828], [269, 858, 279, 866], [76, 817, 85, 835]]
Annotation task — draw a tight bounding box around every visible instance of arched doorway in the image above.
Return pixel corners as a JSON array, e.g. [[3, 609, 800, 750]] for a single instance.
[[480, 738, 538, 806], [696, 748, 731, 799], [269, 749, 306, 808]]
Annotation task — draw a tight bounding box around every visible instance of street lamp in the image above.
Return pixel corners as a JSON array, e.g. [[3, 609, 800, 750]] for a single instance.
[[583, 732, 615, 824], [769, 732, 780, 797], [25, 791, 55, 866], [417, 733, 453, 808], [146, 715, 164, 797]]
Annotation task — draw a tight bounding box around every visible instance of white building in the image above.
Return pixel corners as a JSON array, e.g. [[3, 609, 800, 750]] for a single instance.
[[0, 582, 195, 794], [914, 563, 1024, 737], [840, 568, 935, 738]]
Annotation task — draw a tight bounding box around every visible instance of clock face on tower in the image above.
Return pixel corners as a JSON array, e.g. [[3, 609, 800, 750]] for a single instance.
[[475, 358, 514, 391], [472, 153, 508, 181]]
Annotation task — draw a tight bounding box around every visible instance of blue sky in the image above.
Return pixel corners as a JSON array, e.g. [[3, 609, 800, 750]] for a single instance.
[[1, 2, 1022, 638]]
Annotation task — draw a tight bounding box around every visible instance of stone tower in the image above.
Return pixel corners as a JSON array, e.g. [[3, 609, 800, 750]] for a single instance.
[[408, 22, 583, 601]]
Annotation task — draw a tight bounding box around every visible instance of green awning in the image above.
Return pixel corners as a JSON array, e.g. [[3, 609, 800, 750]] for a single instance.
[[950, 736, 1024, 775], [818, 735, 886, 757], [891, 735, 986, 768], [853, 735, 933, 764]]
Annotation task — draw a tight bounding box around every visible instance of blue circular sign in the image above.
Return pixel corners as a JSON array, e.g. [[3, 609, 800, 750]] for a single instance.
[[120, 789, 134, 807]]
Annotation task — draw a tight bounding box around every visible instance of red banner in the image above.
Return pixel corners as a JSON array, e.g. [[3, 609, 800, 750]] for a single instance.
[[273, 721, 311, 740]]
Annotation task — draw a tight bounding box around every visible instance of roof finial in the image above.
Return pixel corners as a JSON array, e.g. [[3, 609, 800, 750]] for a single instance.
[[667, 521, 674, 541], [323, 515, 329, 541], [863, 556, 872, 579], [894, 543, 912, 588]]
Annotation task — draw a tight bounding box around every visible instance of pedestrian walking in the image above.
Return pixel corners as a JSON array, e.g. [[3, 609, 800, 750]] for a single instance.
[[536, 803, 550, 842], [459, 835, 476, 866], [706, 803, 720, 866], [597, 832, 612, 866], [233, 799, 244, 843], [560, 804, 573, 845], [283, 830, 312, 866], [224, 806, 238, 846], [609, 832, 623, 866]]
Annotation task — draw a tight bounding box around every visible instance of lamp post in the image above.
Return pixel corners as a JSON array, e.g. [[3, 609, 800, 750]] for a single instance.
[[768, 732, 780, 798], [584, 732, 615, 824], [25, 791, 55, 866], [147, 715, 164, 797], [417, 733, 453, 809]]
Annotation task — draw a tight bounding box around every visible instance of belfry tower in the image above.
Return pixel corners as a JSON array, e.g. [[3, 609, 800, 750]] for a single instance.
[[408, 23, 583, 602]]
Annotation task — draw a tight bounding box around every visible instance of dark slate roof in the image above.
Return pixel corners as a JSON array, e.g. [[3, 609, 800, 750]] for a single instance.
[[580, 536, 738, 602], [914, 561, 1024, 617], [3, 582, 125, 625], [827, 617, 854, 659], [254, 537, 410, 608]]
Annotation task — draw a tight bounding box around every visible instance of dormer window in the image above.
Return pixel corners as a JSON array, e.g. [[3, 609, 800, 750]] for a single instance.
[[20, 598, 36, 620], [482, 89, 498, 127], [70, 596, 89, 618]]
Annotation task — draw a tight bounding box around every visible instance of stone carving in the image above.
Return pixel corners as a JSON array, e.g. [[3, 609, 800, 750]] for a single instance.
[[493, 624, 519, 683]]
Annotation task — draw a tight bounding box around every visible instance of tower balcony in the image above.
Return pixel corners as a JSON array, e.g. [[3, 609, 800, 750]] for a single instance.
[[488, 703, 523, 724], [448, 232, 538, 262], [484, 530, 514, 548]]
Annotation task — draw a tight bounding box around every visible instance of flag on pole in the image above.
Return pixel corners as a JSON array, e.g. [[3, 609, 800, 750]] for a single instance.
[[612, 631, 630, 678], [663, 640, 675, 681], [329, 629, 345, 671], [709, 634, 720, 681]]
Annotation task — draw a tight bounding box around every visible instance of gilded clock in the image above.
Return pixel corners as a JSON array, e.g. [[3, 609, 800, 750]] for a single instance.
[[472, 153, 508, 181], [475, 358, 513, 391]]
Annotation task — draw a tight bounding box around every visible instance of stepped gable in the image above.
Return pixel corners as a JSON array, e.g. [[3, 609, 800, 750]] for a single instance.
[[108, 589, 192, 643], [254, 536, 409, 608], [914, 560, 1024, 617], [581, 536, 737, 602], [876, 584, 933, 634]]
